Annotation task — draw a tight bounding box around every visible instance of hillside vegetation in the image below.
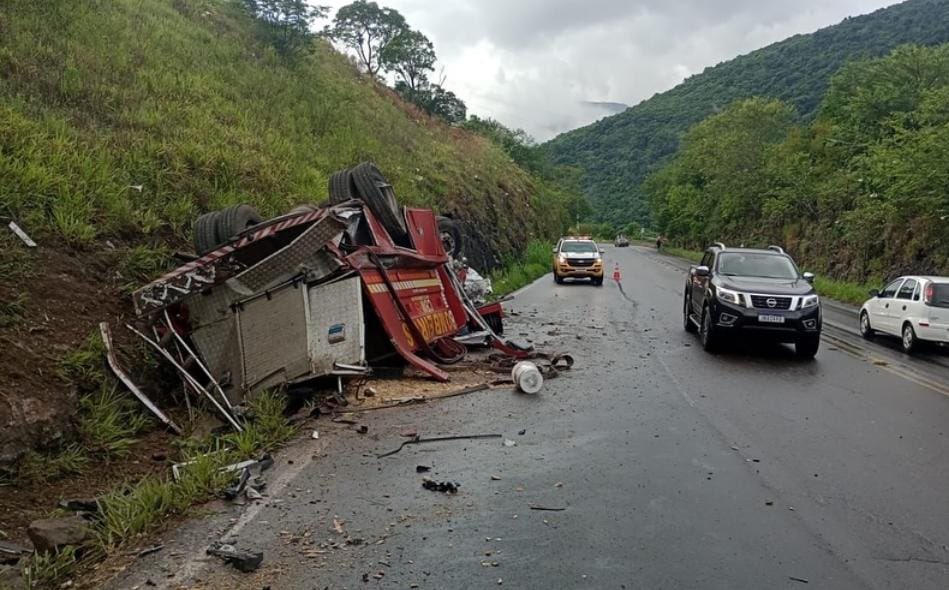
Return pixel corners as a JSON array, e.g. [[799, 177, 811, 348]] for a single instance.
[[543, 0, 949, 227], [648, 45, 949, 281], [0, 0, 569, 267]]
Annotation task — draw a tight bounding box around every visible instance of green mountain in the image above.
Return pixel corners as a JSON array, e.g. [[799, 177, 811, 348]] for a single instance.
[[544, 0, 949, 227]]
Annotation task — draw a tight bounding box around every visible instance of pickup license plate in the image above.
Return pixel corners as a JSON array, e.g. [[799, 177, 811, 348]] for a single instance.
[[758, 314, 786, 324]]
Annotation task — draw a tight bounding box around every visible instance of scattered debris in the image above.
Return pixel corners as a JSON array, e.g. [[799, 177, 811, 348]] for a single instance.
[[311, 430, 320, 440], [332, 518, 345, 535], [354, 424, 369, 434], [0, 541, 31, 564], [377, 433, 502, 458], [58, 498, 99, 513], [100, 322, 182, 435], [512, 361, 544, 394], [130, 545, 164, 558], [422, 478, 459, 493], [490, 474, 502, 481], [517, 429, 526, 436], [7, 220, 36, 247], [789, 576, 810, 584], [27, 516, 93, 554], [416, 465, 431, 473], [765, 500, 774, 506], [528, 505, 566, 512], [206, 542, 263, 573], [503, 439, 516, 447]]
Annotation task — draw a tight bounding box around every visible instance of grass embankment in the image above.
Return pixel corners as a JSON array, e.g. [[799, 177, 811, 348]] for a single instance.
[[491, 241, 551, 296], [0, 0, 564, 262]]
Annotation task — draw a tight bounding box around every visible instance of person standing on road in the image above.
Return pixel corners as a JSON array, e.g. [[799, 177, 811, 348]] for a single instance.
[[656, 234, 663, 250]]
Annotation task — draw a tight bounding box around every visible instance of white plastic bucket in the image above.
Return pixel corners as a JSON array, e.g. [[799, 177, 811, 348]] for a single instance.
[[512, 361, 543, 394]]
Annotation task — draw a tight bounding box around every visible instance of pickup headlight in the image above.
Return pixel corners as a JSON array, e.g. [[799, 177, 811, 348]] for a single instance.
[[801, 294, 820, 309], [557, 254, 567, 263], [716, 287, 741, 305]]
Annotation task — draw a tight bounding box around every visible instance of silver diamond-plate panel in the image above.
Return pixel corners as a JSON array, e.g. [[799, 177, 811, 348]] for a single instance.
[[228, 217, 345, 295], [237, 283, 310, 393], [184, 286, 240, 379], [307, 277, 364, 375]]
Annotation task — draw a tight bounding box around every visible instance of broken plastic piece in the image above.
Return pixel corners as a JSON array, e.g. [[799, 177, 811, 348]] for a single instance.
[[7, 221, 36, 247], [206, 542, 263, 572]]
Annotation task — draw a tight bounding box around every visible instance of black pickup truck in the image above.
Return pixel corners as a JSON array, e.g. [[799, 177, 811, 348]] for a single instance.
[[682, 243, 822, 358]]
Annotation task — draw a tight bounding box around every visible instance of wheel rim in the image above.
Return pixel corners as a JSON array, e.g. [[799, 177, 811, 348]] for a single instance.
[[903, 326, 913, 349], [861, 314, 869, 334], [441, 231, 456, 255]]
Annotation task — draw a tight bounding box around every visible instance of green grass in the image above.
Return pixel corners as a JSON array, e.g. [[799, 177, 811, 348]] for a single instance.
[[814, 276, 876, 306], [14, 445, 91, 485], [0, 0, 563, 257], [491, 240, 552, 296], [663, 246, 703, 264], [59, 330, 107, 391]]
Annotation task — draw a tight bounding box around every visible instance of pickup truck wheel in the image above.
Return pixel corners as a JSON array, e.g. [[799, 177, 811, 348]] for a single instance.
[[795, 334, 820, 359], [554, 272, 564, 284], [901, 323, 917, 354], [699, 305, 718, 352], [437, 216, 464, 257], [350, 162, 409, 244], [193, 211, 221, 255], [859, 311, 875, 339], [328, 170, 356, 204], [683, 292, 697, 333], [216, 204, 263, 245], [592, 277, 604, 286]]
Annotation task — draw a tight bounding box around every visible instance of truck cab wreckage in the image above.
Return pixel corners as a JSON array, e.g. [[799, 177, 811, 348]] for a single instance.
[[130, 163, 554, 428]]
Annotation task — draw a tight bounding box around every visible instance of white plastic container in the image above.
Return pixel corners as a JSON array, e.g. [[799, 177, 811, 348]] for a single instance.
[[512, 361, 544, 394]]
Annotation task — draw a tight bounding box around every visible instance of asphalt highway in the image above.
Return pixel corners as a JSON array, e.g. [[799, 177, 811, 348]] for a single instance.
[[108, 245, 949, 590]]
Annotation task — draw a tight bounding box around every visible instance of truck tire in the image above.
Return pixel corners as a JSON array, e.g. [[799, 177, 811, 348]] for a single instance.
[[215, 204, 263, 245], [683, 292, 697, 333], [437, 216, 464, 257], [328, 170, 355, 204], [795, 334, 820, 359], [484, 312, 504, 335], [194, 211, 222, 255], [350, 162, 408, 243]]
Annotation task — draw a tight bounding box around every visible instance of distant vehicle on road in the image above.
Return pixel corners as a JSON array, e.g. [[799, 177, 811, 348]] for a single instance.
[[553, 237, 605, 285], [859, 276, 949, 354], [614, 235, 629, 247], [683, 243, 821, 358]]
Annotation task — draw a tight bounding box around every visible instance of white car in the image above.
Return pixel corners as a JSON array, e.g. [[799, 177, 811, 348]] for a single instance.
[[859, 276, 949, 353]]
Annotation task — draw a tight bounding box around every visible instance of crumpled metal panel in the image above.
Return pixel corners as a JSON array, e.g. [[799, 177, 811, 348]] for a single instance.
[[227, 215, 345, 296], [236, 282, 310, 394], [307, 277, 365, 376]]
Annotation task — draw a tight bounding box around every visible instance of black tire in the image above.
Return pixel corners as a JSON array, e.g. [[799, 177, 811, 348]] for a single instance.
[[194, 211, 221, 255], [328, 170, 356, 204], [437, 216, 464, 258], [901, 323, 917, 354], [592, 276, 604, 286], [484, 313, 504, 335], [350, 162, 408, 243], [554, 272, 564, 284], [795, 334, 821, 359], [216, 204, 263, 245], [859, 311, 875, 340], [684, 292, 698, 333], [699, 305, 718, 353]]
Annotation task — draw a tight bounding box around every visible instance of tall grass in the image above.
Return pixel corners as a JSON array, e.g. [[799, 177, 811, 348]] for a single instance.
[[491, 240, 552, 296], [0, 0, 555, 257]]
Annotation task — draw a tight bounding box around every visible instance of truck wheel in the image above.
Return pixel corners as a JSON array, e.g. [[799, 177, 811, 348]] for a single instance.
[[216, 204, 263, 245], [795, 334, 820, 359], [592, 277, 603, 286], [437, 216, 464, 257], [484, 312, 503, 335], [194, 211, 221, 255], [554, 272, 564, 284], [328, 170, 356, 204], [683, 292, 697, 333], [350, 162, 408, 243], [699, 305, 718, 353]]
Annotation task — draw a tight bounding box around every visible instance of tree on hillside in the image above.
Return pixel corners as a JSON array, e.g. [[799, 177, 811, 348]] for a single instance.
[[381, 29, 436, 96], [329, 1, 407, 76], [396, 81, 467, 124], [463, 116, 542, 171], [241, 0, 328, 56]]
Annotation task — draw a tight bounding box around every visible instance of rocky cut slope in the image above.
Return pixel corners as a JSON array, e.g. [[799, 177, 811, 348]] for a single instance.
[[0, 0, 567, 463]]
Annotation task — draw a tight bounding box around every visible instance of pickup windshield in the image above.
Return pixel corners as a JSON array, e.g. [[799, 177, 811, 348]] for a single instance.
[[717, 252, 799, 280], [561, 241, 598, 253]]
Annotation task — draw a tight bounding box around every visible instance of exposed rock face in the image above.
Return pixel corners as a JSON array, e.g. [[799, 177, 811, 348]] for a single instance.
[[27, 516, 92, 553]]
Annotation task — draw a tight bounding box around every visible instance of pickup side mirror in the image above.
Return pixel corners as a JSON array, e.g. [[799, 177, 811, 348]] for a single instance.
[[869, 289, 880, 298], [694, 265, 710, 278], [551, 248, 558, 254], [803, 272, 815, 283]]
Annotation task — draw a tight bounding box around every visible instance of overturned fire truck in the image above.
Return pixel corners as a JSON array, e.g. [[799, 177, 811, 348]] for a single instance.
[[132, 163, 526, 412]]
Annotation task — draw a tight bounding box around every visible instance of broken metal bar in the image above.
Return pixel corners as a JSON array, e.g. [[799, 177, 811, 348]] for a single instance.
[[126, 323, 244, 433], [99, 322, 182, 435], [162, 309, 234, 411], [376, 433, 502, 458], [7, 221, 36, 247], [528, 505, 567, 512]]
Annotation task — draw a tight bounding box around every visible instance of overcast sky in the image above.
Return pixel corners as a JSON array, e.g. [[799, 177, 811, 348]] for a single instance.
[[319, 0, 902, 141]]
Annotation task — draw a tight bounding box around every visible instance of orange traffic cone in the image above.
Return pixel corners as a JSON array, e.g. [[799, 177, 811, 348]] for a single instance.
[[612, 262, 622, 282]]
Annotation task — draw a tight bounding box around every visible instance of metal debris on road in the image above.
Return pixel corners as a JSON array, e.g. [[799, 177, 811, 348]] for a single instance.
[[416, 465, 431, 473], [206, 542, 263, 573], [376, 433, 502, 458], [789, 576, 810, 584], [528, 505, 567, 512], [422, 478, 460, 493], [503, 439, 516, 447]]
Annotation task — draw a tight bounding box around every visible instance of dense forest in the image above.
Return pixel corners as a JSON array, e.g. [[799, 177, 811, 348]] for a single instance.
[[648, 44, 949, 281], [543, 0, 949, 228]]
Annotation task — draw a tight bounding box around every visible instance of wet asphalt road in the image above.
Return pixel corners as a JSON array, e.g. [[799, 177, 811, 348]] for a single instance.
[[109, 245, 949, 590]]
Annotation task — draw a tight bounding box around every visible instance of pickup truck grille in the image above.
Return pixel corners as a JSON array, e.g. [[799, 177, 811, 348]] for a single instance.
[[566, 259, 595, 267], [750, 295, 792, 310]]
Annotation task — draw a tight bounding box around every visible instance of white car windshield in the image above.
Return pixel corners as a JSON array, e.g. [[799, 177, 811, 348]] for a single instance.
[[561, 241, 598, 253], [718, 253, 799, 280]]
